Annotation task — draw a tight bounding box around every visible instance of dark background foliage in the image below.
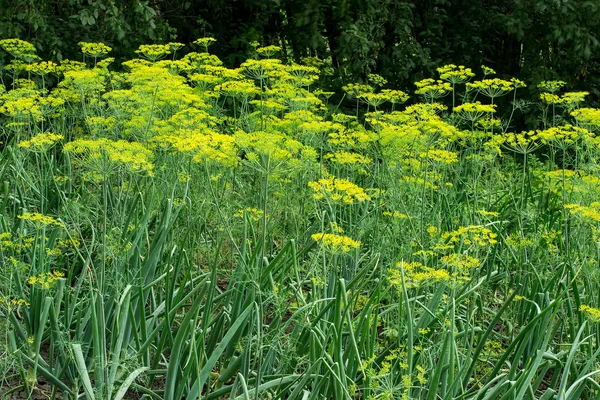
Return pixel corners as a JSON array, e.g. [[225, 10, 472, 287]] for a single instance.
[[1, 0, 599, 100]]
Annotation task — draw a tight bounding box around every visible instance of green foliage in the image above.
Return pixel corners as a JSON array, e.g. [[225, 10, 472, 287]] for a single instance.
[[1, 37, 600, 399], [0, 0, 174, 61], [3, 0, 600, 104]]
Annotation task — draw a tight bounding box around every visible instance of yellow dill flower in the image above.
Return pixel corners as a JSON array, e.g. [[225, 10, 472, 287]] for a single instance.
[[467, 79, 514, 98], [0, 89, 46, 121], [153, 127, 239, 168], [380, 89, 410, 105], [540, 92, 562, 104], [453, 101, 497, 114], [308, 176, 371, 204], [0, 232, 34, 252], [356, 92, 390, 108], [580, 305, 600, 321], [18, 212, 64, 227], [368, 73, 388, 87], [189, 73, 223, 90], [325, 150, 372, 165], [427, 225, 439, 237], [388, 261, 453, 289], [419, 149, 458, 164], [135, 44, 171, 61], [440, 253, 481, 271], [505, 233, 535, 249], [476, 209, 499, 217], [18, 132, 63, 152], [28, 270, 65, 289], [85, 116, 118, 135], [216, 80, 260, 99], [241, 58, 285, 80], [6, 298, 30, 308], [571, 107, 600, 129], [234, 130, 316, 172], [59, 69, 107, 97], [342, 83, 374, 98], [57, 59, 87, 73], [234, 207, 264, 222], [416, 365, 427, 385], [536, 124, 592, 147], [64, 138, 154, 176], [0, 39, 36, 59], [184, 52, 224, 71], [538, 80, 566, 93], [383, 210, 410, 219], [437, 64, 475, 84], [565, 203, 600, 223], [414, 78, 452, 100], [14, 79, 37, 90], [476, 118, 502, 131], [481, 65, 496, 76], [453, 101, 496, 122], [511, 78, 527, 88], [256, 45, 282, 57], [193, 37, 217, 51], [439, 225, 497, 248], [560, 91, 588, 106], [26, 61, 59, 76], [156, 59, 194, 75], [78, 42, 112, 58], [500, 131, 541, 154], [311, 232, 361, 253]]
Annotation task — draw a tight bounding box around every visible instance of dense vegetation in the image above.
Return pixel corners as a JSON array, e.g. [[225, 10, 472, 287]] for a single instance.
[[2, 0, 600, 102], [2, 34, 600, 399]]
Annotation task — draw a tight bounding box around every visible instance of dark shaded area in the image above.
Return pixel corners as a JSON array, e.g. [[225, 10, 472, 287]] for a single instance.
[[1, 0, 599, 100]]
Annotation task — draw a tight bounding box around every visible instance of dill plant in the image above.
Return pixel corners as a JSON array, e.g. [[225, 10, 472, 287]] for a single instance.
[[0, 37, 600, 400]]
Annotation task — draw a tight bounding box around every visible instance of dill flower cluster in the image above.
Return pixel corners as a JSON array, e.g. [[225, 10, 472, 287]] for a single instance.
[[538, 80, 566, 93], [580, 305, 600, 321], [28, 271, 65, 289], [571, 108, 600, 129], [18, 212, 64, 227], [194, 37, 217, 51], [308, 176, 371, 204], [536, 124, 592, 147], [64, 138, 155, 176], [540, 91, 588, 108], [440, 253, 481, 271], [342, 83, 374, 98], [18, 132, 63, 152], [79, 42, 112, 58], [0, 39, 37, 59], [311, 232, 361, 253], [414, 78, 452, 100], [564, 203, 600, 223], [135, 44, 172, 61], [216, 80, 260, 99], [437, 64, 475, 84], [0, 232, 34, 252], [437, 225, 498, 250], [388, 261, 453, 288], [466, 79, 514, 98], [380, 89, 410, 105], [419, 149, 459, 164], [256, 45, 282, 57], [325, 150, 372, 165], [234, 207, 264, 222], [453, 101, 496, 122], [26, 61, 59, 76]]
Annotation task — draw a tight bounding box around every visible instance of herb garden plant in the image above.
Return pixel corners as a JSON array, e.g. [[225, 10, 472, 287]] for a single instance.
[[1, 37, 600, 399]]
